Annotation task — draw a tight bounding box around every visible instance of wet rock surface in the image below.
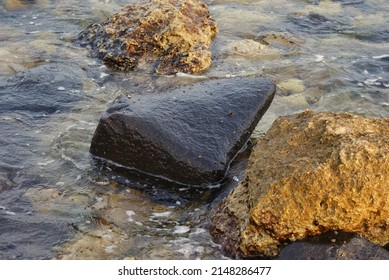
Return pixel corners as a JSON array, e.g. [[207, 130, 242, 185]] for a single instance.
[[77, 0, 218, 74], [210, 110, 389, 258], [278, 232, 389, 260], [1, 0, 388, 261], [90, 77, 275, 186]]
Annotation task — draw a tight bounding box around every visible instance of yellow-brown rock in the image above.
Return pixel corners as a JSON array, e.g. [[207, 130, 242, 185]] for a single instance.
[[210, 110, 389, 257], [78, 0, 218, 74]]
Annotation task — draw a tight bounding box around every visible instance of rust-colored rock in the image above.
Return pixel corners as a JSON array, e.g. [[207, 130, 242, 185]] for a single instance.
[[78, 0, 218, 74], [210, 110, 389, 258]]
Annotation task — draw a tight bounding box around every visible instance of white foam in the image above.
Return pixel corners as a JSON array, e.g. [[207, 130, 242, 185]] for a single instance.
[[104, 245, 116, 253], [365, 78, 382, 86], [175, 72, 207, 79], [192, 228, 206, 235], [315, 54, 324, 62], [372, 54, 389, 59], [126, 210, 136, 222], [173, 225, 190, 234], [37, 159, 55, 166], [100, 72, 109, 79], [151, 211, 172, 218]]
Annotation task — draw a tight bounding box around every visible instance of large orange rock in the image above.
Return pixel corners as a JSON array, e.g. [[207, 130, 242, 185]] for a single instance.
[[210, 110, 389, 257], [78, 0, 218, 74]]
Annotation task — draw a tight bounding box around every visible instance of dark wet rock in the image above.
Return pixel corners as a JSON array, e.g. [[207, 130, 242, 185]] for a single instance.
[[290, 12, 346, 34], [0, 63, 85, 115], [290, 8, 388, 43], [90, 77, 275, 185], [278, 232, 389, 260], [308, 0, 365, 5], [346, 28, 389, 44], [77, 0, 218, 74], [210, 110, 389, 258], [333, 0, 366, 6]]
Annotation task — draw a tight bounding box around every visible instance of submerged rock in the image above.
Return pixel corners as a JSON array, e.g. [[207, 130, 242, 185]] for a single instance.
[[210, 110, 389, 258], [77, 0, 218, 74], [90, 77, 275, 185], [0, 63, 85, 115], [222, 32, 303, 60], [0, 175, 13, 191], [278, 232, 389, 260], [290, 12, 345, 34], [277, 78, 305, 95], [57, 192, 136, 261]]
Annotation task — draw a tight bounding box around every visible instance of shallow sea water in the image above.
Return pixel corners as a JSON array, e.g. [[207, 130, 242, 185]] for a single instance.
[[0, 0, 388, 259]]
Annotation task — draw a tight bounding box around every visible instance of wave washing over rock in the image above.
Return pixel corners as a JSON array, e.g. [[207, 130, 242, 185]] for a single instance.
[[210, 110, 389, 258]]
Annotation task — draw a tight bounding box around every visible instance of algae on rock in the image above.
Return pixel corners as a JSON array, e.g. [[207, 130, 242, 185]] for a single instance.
[[210, 110, 389, 257], [77, 0, 218, 74]]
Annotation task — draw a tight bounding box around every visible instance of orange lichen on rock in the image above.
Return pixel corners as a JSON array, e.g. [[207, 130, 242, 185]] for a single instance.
[[210, 110, 389, 257], [78, 0, 218, 74]]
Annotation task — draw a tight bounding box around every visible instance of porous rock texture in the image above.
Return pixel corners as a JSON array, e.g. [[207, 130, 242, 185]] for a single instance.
[[210, 110, 389, 258], [77, 0, 218, 74], [90, 77, 275, 186]]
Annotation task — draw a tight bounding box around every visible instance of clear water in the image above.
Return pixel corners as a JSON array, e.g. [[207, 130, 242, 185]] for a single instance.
[[0, 0, 388, 259]]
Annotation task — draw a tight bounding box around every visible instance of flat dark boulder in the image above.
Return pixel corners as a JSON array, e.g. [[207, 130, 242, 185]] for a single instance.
[[90, 77, 275, 185]]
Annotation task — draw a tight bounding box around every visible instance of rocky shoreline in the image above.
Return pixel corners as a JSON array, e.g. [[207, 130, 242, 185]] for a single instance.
[[1, 0, 387, 260], [76, 0, 389, 260]]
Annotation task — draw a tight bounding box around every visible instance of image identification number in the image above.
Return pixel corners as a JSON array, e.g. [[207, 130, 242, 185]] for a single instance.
[[211, 266, 271, 276]]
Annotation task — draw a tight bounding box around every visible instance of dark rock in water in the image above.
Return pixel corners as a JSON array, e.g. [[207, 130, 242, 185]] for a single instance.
[[0, 63, 85, 115], [334, 0, 364, 5], [290, 12, 346, 34], [278, 232, 389, 260], [90, 77, 275, 185]]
